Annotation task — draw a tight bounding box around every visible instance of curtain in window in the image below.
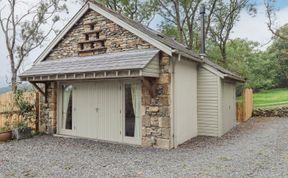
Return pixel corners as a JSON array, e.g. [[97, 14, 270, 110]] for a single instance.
[[131, 83, 138, 136], [62, 86, 72, 129]]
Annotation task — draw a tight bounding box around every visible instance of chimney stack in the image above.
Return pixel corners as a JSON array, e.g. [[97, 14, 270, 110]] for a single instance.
[[200, 4, 206, 58]]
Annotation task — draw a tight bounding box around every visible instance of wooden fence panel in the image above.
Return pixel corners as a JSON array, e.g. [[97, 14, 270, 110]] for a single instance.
[[237, 88, 253, 122], [0, 92, 37, 129]]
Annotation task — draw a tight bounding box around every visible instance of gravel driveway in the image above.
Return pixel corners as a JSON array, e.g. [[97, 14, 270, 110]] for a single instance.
[[1, 117, 288, 178]]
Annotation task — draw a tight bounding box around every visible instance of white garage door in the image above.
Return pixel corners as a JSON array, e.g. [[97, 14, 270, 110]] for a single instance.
[[74, 81, 122, 142], [58, 81, 141, 145], [222, 81, 236, 134]]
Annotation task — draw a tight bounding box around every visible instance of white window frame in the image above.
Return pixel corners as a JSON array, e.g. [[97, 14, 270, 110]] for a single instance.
[[57, 82, 76, 136], [122, 80, 142, 145]]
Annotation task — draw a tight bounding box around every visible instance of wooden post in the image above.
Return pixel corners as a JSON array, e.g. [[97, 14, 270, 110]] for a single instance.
[[237, 102, 243, 122], [35, 92, 40, 132]]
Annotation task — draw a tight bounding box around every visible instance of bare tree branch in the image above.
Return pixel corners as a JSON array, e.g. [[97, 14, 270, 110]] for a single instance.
[[0, 0, 67, 93], [265, 0, 288, 40]]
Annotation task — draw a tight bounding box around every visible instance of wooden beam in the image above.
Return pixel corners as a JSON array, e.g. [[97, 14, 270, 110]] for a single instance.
[[44, 82, 49, 103], [31, 82, 49, 103], [35, 92, 40, 132], [31, 82, 45, 96], [22, 69, 156, 82]]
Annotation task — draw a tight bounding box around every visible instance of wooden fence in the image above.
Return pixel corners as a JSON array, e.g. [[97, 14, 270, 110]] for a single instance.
[[0, 92, 38, 129], [237, 88, 253, 122]]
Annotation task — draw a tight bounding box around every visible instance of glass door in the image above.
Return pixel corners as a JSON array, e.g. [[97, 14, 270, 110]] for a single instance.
[[123, 82, 141, 145], [60, 84, 75, 135]]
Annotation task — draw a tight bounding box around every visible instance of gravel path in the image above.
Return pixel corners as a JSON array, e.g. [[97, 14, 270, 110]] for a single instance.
[[1, 117, 288, 178]]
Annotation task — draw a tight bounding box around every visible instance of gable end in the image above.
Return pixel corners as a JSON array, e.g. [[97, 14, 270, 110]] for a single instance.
[[35, 2, 173, 63]]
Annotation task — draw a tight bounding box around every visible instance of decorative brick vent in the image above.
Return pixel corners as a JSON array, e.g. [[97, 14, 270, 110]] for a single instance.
[[78, 22, 107, 56], [47, 10, 153, 60]]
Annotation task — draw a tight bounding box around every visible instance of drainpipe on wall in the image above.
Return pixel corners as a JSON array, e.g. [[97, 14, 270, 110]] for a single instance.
[[199, 4, 206, 59], [170, 54, 177, 148]]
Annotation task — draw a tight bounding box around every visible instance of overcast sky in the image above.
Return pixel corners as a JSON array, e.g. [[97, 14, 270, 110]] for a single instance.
[[0, 0, 288, 87]]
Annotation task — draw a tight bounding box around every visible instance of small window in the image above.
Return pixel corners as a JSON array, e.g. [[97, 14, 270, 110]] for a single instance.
[[85, 34, 89, 41], [96, 32, 100, 39], [90, 24, 95, 31], [80, 43, 84, 50], [100, 41, 105, 47], [90, 43, 94, 49]]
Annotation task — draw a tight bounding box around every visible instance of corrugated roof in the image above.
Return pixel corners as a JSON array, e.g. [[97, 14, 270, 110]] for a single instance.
[[20, 48, 159, 77]]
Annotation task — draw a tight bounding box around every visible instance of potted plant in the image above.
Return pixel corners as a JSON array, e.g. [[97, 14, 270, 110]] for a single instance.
[[12, 120, 32, 140], [3, 90, 35, 140], [11, 90, 34, 140], [0, 122, 13, 142]]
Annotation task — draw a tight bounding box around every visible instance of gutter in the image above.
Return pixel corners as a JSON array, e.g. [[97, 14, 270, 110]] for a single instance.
[[170, 54, 176, 148], [171, 49, 203, 63], [223, 74, 246, 83]]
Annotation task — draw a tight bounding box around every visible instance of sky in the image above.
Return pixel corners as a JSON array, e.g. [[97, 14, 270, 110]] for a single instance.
[[231, 0, 288, 48], [0, 0, 288, 87]]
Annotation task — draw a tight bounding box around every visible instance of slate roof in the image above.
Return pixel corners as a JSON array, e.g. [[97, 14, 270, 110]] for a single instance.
[[91, 2, 244, 82], [23, 1, 243, 82], [19, 48, 159, 77], [92, 1, 202, 62], [203, 58, 245, 81]]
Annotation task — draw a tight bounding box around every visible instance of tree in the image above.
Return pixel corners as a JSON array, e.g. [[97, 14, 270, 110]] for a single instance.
[[207, 38, 278, 90], [265, 0, 288, 40], [158, 0, 254, 64], [0, 0, 67, 93], [267, 24, 288, 87], [208, 0, 252, 63], [93, 0, 159, 25], [158, 0, 217, 50]]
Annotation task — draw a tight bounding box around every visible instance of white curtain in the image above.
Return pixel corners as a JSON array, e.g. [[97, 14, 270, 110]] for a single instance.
[[130, 84, 138, 136], [62, 86, 72, 129]]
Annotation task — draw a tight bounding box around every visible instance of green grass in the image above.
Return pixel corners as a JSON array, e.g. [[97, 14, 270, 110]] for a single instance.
[[238, 88, 288, 108]]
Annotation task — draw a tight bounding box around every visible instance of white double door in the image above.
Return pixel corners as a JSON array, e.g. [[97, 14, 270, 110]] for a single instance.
[[61, 81, 141, 145]]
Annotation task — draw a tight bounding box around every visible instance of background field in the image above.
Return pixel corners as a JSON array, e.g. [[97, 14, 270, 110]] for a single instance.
[[238, 88, 288, 108]]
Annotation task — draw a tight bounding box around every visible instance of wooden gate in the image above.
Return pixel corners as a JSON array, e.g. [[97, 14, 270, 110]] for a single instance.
[[237, 88, 253, 122]]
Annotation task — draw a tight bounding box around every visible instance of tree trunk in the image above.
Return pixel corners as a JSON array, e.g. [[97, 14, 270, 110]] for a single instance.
[[9, 51, 17, 94], [174, 0, 184, 44], [220, 44, 227, 66], [11, 70, 17, 94]]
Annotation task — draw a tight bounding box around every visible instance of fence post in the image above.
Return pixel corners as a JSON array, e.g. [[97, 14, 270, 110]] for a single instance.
[[242, 88, 253, 122]]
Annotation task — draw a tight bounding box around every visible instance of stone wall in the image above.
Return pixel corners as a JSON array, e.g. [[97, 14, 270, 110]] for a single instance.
[[47, 10, 153, 60], [39, 82, 57, 134], [253, 106, 288, 117], [141, 52, 172, 149]]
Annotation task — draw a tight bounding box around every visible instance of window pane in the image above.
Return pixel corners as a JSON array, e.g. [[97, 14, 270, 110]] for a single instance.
[[62, 85, 73, 130], [125, 84, 135, 137]]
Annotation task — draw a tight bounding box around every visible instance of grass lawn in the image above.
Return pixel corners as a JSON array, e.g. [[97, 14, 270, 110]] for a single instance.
[[238, 88, 288, 108]]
